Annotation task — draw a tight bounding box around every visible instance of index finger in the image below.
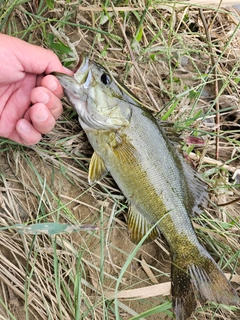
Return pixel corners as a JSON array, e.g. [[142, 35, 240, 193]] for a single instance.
[[2, 34, 73, 75]]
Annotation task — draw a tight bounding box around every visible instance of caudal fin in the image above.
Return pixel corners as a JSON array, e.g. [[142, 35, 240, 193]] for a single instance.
[[171, 249, 239, 320]]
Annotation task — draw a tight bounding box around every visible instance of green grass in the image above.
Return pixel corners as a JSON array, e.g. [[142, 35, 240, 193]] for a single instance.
[[0, 0, 240, 319]]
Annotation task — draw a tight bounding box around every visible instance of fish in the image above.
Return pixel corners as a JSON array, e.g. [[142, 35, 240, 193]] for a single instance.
[[52, 56, 239, 319]]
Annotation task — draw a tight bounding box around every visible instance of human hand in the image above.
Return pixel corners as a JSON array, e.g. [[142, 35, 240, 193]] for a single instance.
[[0, 34, 73, 145]]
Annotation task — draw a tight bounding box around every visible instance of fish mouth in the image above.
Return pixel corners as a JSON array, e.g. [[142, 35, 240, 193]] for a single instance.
[[51, 71, 79, 95], [74, 55, 94, 88], [51, 54, 93, 95]]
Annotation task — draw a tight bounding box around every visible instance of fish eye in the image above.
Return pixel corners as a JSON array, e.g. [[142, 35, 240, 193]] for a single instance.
[[100, 73, 111, 85]]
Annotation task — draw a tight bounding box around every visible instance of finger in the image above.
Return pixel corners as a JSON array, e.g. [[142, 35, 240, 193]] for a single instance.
[[40, 74, 64, 98], [1, 34, 74, 75], [29, 103, 56, 134], [31, 87, 63, 120], [16, 119, 42, 145], [0, 34, 74, 87]]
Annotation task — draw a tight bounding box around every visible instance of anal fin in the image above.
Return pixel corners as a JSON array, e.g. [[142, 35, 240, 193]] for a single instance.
[[88, 152, 108, 184], [127, 205, 159, 244]]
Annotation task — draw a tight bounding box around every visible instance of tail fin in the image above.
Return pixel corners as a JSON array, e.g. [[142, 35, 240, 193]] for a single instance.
[[171, 248, 239, 320]]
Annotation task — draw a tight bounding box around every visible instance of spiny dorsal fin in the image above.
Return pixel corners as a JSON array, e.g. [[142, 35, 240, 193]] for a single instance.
[[158, 120, 182, 143], [88, 152, 108, 185], [128, 205, 159, 245]]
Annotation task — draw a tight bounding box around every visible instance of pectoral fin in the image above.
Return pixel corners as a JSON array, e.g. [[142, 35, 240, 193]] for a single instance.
[[111, 133, 139, 164], [88, 152, 108, 184], [128, 205, 159, 244]]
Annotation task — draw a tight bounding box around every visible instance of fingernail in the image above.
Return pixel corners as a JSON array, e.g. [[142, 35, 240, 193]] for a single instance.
[[36, 107, 48, 121], [38, 91, 50, 104], [63, 67, 74, 75], [18, 120, 31, 133], [47, 78, 57, 91]]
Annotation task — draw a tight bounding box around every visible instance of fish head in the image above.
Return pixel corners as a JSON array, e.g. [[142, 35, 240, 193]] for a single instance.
[[53, 55, 132, 131]]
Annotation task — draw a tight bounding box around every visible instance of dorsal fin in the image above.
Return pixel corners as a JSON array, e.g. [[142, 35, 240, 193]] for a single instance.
[[158, 121, 209, 215], [178, 152, 209, 215]]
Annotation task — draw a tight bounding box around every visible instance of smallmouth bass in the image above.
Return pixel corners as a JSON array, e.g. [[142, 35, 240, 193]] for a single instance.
[[53, 56, 239, 319]]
